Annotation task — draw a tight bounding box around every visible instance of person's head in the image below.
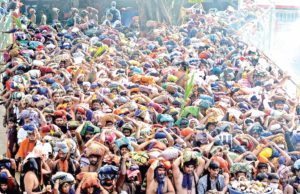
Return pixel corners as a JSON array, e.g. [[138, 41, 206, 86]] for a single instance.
[[84, 186, 96, 194], [85, 127, 95, 140], [183, 159, 197, 175], [0, 172, 8, 192], [91, 99, 102, 111], [52, 92, 61, 103], [121, 123, 133, 137], [0, 2, 6, 8], [27, 130, 36, 141], [293, 159, 300, 178], [55, 142, 69, 160], [268, 173, 280, 190], [206, 122, 217, 131], [88, 154, 100, 166], [250, 95, 260, 108], [208, 161, 220, 178], [106, 13, 113, 21], [7, 117, 17, 128], [60, 182, 71, 194], [256, 173, 268, 183], [257, 163, 268, 173], [111, 1, 116, 8], [55, 117, 65, 126], [67, 121, 79, 137], [274, 100, 285, 111], [235, 171, 247, 180], [76, 107, 86, 122], [119, 145, 129, 156], [155, 166, 166, 178], [98, 165, 119, 188]]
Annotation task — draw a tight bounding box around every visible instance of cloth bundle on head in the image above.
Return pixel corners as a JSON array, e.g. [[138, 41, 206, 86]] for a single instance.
[[84, 142, 105, 157], [51, 172, 74, 185], [77, 172, 100, 189], [115, 137, 134, 151], [54, 141, 69, 154], [181, 128, 194, 137], [258, 147, 273, 163], [130, 152, 149, 166], [230, 162, 251, 176], [159, 148, 179, 160], [182, 150, 201, 167], [98, 165, 119, 181], [23, 124, 35, 132], [181, 106, 200, 118], [157, 114, 174, 123], [0, 172, 8, 184]]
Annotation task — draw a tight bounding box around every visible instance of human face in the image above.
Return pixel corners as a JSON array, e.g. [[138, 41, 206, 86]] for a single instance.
[[157, 167, 166, 177], [86, 186, 94, 194], [275, 103, 284, 111], [258, 167, 268, 173], [58, 150, 67, 160], [208, 123, 216, 131], [184, 165, 195, 175], [236, 172, 247, 180], [123, 129, 131, 137], [61, 183, 70, 194], [92, 102, 101, 111], [85, 131, 93, 140], [28, 132, 36, 141], [296, 169, 300, 178], [8, 121, 15, 128], [0, 184, 8, 191], [53, 94, 60, 102], [69, 128, 76, 137], [208, 168, 220, 178], [89, 155, 99, 166], [55, 118, 65, 126], [120, 147, 129, 156]]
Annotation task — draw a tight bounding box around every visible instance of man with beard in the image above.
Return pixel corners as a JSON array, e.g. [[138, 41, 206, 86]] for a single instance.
[[52, 141, 79, 177], [117, 154, 142, 194], [146, 159, 175, 194], [98, 164, 119, 194], [53, 111, 69, 134], [16, 125, 39, 161], [172, 153, 205, 194], [81, 143, 104, 172], [75, 106, 93, 123]]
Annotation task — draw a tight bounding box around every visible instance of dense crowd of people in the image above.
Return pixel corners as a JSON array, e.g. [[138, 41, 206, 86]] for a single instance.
[[0, 1, 299, 194]]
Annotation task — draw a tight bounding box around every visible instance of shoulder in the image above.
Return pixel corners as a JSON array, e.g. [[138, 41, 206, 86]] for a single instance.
[[24, 171, 36, 179], [198, 174, 208, 182]]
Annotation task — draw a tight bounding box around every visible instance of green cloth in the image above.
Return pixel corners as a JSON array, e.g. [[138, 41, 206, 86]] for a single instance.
[[181, 106, 200, 118]]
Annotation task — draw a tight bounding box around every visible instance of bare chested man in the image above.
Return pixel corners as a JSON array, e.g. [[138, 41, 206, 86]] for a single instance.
[[172, 154, 205, 194], [146, 159, 175, 194]]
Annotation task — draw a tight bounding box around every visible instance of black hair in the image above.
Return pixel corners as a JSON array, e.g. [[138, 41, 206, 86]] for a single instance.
[[256, 173, 268, 181], [257, 162, 268, 169], [268, 173, 279, 180], [209, 161, 220, 169], [183, 159, 197, 167], [92, 99, 103, 105]]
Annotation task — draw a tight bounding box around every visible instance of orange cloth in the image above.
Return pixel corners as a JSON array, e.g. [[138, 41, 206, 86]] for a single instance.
[[58, 160, 69, 173], [16, 138, 36, 160]]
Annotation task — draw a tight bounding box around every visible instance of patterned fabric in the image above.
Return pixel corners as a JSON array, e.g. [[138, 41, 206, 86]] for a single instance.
[[230, 163, 251, 175], [84, 142, 105, 157]]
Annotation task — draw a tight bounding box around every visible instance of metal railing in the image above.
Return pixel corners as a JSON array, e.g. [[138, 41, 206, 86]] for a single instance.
[[237, 1, 300, 98], [0, 1, 13, 63]]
